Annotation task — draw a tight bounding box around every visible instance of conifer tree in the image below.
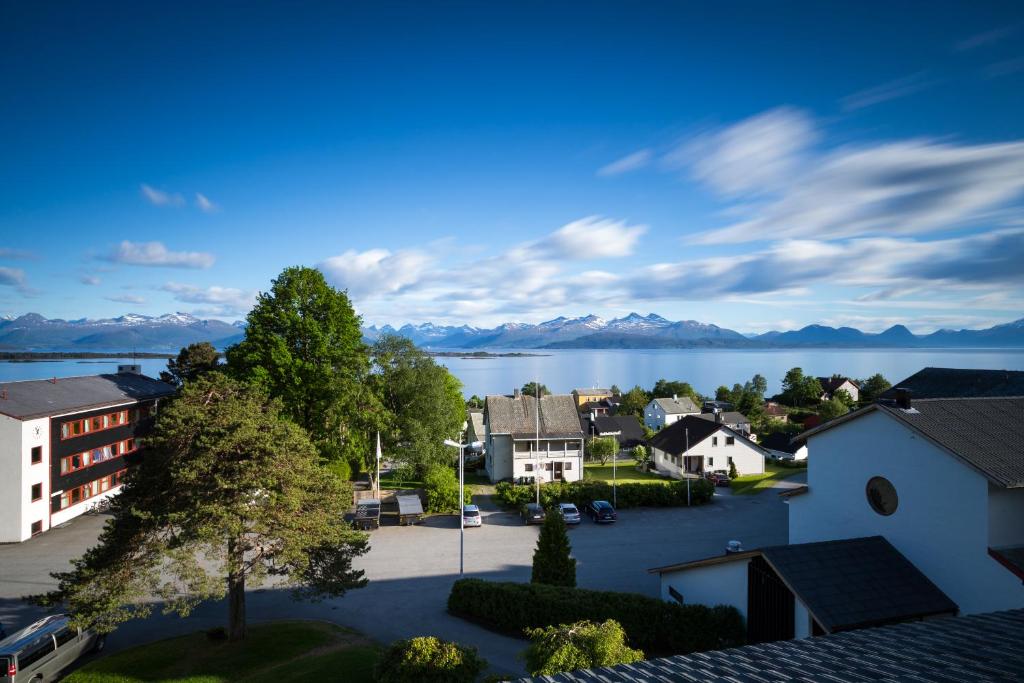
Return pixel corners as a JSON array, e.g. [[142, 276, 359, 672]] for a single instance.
[[531, 511, 576, 587]]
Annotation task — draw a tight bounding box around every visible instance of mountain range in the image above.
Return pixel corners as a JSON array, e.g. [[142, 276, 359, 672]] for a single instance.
[[1, 311, 1022, 352]]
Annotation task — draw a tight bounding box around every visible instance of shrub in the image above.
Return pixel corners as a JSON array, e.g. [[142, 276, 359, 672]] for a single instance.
[[448, 578, 744, 656], [586, 436, 619, 465], [728, 460, 738, 479], [524, 619, 643, 676], [494, 478, 713, 512], [631, 445, 650, 469], [374, 636, 487, 683], [422, 464, 471, 512], [532, 511, 576, 587]]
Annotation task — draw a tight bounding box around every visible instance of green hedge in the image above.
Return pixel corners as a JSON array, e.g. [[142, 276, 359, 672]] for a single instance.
[[494, 477, 714, 511], [448, 578, 744, 656]]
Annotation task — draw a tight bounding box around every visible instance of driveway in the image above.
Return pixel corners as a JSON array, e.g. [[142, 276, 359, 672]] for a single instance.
[[0, 489, 788, 677]]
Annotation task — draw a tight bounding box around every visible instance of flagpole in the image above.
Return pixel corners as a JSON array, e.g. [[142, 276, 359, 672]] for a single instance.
[[375, 431, 382, 498]]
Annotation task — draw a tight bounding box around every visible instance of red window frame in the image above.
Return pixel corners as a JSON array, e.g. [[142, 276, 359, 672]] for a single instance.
[[31, 483, 42, 501], [59, 408, 134, 441], [60, 438, 138, 475], [30, 445, 43, 464], [59, 469, 127, 509]]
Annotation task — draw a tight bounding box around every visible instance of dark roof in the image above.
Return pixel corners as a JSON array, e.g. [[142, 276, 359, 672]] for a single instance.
[[648, 415, 764, 456], [0, 373, 174, 420], [759, 431, 800, 453], [801, 397, 1024, 488], [881, 367, 1024, 399], [594, 415, 644, 443], [484, 394, 584, 439], [697, 410, 749, 425], [524, 609, 1024, 683], [990, 546, 1024, 582], [817, 376, 857, 394]]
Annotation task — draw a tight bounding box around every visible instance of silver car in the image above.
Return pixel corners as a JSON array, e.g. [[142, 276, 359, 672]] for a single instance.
[[558, 502, 581, 525], [1, 614, 103, 682]]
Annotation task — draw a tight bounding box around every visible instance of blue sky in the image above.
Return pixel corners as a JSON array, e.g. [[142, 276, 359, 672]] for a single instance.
[[1, 1, 1023, 333]]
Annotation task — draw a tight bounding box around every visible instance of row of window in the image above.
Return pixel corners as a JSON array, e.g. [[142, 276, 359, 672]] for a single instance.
[[59, 469, 126, 509], [711, 436, 736, 446], [523, 461, 573, 472], [60, 438, 137, 475], [59, 405, 153, 441]]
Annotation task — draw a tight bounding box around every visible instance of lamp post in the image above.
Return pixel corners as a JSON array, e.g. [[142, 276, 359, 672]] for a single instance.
[[444, 438, 482, 577]]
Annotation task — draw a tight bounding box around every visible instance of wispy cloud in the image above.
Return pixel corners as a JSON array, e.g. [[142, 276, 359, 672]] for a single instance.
[[195, 193, 219, 213], [105, 294, 146, 305], [0, 247, 34, 260], [840, 72, 936, 112], [0, 267, 26, 288], [80, 275, 101, 286], [983, 56, 1024, 79], [955, 25, 1018, 51], [597, 149, 653, 177], [140, 184, 185, 207], [161, 282, 256, 316], [532, 216, 646, 259], [318, 249, 433, 299], [105, 241, 215, 269]]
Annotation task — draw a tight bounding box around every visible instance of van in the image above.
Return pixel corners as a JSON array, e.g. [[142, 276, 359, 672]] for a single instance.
[[0, 614, 103, 682]]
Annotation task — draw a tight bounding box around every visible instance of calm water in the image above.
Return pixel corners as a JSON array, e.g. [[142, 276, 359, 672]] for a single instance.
[[5, 349, 1023, 398]]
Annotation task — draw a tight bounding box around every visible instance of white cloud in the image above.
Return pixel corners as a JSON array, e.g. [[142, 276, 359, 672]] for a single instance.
[[597, 149, 653, 177], [0, 267, 26, 288], [140, 184, 185, 207], [106, 241, 215, 269], [80, 275, 101, 286], [955, 26, 1017, 51], [105, 294, 146, 305], [0, 247, 33, 259], [317, 249, 432, 299], [195, 193, 219, 213], [840, 72, 935, 111], [161, 282, 257, 316], [533, 216, 647, 259]]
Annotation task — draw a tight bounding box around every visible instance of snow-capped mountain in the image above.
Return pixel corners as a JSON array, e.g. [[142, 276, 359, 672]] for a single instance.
[[0, 313, 243, 352]]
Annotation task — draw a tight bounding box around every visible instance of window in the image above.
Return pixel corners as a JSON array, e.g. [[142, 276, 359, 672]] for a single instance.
[[31, 520, 43, 536], [31, 445, 42, 464], [708, 457, 714, 467], [866, 476, 898, 516], [524, 463, 533, 472], [544, 462, 553, 471], [54, 627, 78, 647], [564, 462, 572, 470], [31, 483, 42, 501], [60, 408, 135, 440], [60, 439, 137, 475], [712, 436, 718, 446], [726, 436, 735, 446], [727, 456, 733, 466], [18, 635, 55, 668]]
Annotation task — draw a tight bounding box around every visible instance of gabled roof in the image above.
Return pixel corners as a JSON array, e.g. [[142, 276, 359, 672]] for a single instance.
[[651, 396, 699, 414], [523, 609, 1024, 683], [800, 397, 1024, 488], [648, 415, 764, 456], [484, 394, 584, 439], [697, 410, 749, 425], [593, 415, 644, 442], [0, 373, 174, 420], [759, 431, 801, 453], [817, 375, 858, 393], [881, 367, 1024, 399], [572, 387, 612, 397]]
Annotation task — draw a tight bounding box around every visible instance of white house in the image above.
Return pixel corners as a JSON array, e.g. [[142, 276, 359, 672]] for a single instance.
[[643, 396, 700, 431], [817, 376, 860, 403], [648, 414, 766, 478], [0, 368, 174, 542], [483, 393, 585, 483]]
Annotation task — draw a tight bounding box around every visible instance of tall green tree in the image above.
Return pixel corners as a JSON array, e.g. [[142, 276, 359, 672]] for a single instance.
[[159, 341, 220, 387], [617, 385, 650, 418], [859, 373, 892, 402], [31, 374, 368, 641], [833, 388, 857, 410], [819, 396, 850, 421], [651, 379, 699, 401], [781, 367, 823, 407], [370, 335, 466, 475], [225, 266, 373, 467], [586, 436, 619, 465], [750, 374, 768, 397], [521, 381, 550, 397], [524, 619, 642, 676], [531, 511, 576, 587]]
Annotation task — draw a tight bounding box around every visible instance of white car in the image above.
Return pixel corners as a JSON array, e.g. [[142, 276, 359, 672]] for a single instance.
[[462, 504, 482, 527], [557, 502, 581, 525]]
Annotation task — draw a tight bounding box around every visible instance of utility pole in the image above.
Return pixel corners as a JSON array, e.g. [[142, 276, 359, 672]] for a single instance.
[[534, 379, 541, 506], [685, 427, 691, 506]]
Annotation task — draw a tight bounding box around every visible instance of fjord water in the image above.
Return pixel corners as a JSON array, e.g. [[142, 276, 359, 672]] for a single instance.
[[6, 349, 1022, 397]]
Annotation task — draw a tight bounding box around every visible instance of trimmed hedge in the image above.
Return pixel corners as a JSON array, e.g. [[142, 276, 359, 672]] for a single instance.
[[448, 578, 744, 656], [494, 477, 714, 511]]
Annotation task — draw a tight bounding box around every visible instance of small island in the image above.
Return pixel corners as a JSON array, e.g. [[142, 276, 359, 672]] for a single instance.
[[427, 350, 549, 359]]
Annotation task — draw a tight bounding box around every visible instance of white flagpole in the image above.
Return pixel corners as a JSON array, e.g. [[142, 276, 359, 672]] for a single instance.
[[376, 431, 382, 498]]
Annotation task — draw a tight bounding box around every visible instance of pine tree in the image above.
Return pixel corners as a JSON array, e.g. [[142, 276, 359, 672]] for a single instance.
[[531, 511, 576, 587]]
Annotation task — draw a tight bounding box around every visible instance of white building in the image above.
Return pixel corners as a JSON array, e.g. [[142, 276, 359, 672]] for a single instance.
[[817, 376, 860, 403], [648, 414, 766, 478], [0, 368, 174, 542], [483, 393, 584, 483], [643, 396, 700, 431]]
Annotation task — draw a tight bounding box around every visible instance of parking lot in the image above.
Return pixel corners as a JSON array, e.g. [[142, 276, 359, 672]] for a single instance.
[[0, 488, 789, 677]]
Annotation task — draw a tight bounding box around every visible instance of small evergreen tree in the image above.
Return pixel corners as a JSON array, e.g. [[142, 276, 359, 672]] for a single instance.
[[728, 460, 738, 479], [531, 510, 576, 587]]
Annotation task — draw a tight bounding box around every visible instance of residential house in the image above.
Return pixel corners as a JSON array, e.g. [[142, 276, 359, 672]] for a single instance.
[[697, 409, 751, 436], [578, 396, 620, 421], [763, 401, 789, 423], [648, 414, 766, 479], [466, 409, 485, 454], [878, 366, 1024, 399], [571, 387, 613, 408], [759, 431, 807, 461], [592, 415, 645, 450], [643, 395, 700, 431], [0, 368, 174, 542], [483, 393, 585, 483], [703, 399, 733, 412], [817, 375, 860, 402]]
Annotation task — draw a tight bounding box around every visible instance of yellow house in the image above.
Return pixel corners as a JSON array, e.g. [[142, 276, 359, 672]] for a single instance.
[[572, 387, 613, 407]]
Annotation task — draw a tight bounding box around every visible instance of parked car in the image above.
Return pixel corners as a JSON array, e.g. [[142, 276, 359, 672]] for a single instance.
[[705, 470, 731, 487], [586, 500, 617, 523], [521, 502, 546, 525], [557, 502, 581, 525], [462, 504, 482, 527], [0, 614, 104, 683]]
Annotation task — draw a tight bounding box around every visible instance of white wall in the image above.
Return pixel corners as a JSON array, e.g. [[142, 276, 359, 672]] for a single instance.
[[989, 487, 1024, 547], [794, 600, 813, 639], [21, 417, 50, 541], [692, 432, 765, 475], [660, 558, 751, 619], [790, 410, 1024, 615], [50, 485, 122, 527], [0, 414, 24, 542]]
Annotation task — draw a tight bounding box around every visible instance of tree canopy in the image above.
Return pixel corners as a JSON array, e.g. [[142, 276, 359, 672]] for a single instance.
[[819, 396, 851, 421], [651, 379, 699, 401], [858, 373, 892, 402], [617, 385, 650, 418], [524, 619, 643, 676], [781, 367, 823, 407], [159, 341, 221, 387], [586, 435, 618, 465], [32, 373, 368, 641], [521, 381, 550, 397]]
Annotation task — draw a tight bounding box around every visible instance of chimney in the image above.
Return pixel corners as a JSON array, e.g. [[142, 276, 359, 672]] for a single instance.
[[673, 394, 678, 401], [714, 407, 723, 424], [725, 540, 743, 555], [513, 388, 521, 398], [895, 387, 912, 410], [118, 364, 142, 375]]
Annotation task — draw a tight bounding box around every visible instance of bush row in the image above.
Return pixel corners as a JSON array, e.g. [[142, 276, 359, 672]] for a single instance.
[[448, 578, 744, 656], [493, 477, 714, 511]]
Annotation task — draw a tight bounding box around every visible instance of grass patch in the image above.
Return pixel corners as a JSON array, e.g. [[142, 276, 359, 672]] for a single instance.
[[378, 471, 423, 491], [730, 462, 806, 495], [583, 463, 670, 484], [64, 621, 378, 683]]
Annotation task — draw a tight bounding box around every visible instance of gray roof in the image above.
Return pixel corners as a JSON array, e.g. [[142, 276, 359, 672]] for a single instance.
[[802, 397, 1024, 488], [0, 373, 175, 420], [697, 411, 749, 425], [881, 367, 1024, 399], [485, 394, 584, 439], [525, 608, 1024, 682], [573, 388, 613, 397], [467, 410, 484, 438], [652, 396, 699, 414]]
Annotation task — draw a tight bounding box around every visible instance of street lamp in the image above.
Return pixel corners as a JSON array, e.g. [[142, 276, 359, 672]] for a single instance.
[[444, 438, 482, 577]]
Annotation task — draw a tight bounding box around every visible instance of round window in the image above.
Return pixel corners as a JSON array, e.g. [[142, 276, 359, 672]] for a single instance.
[[866, 476, 898, 516]]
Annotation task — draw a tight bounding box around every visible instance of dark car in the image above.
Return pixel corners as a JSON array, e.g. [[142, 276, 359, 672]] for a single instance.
[[705, 470, 731, 487], [521, 502, 546, 525], [586, 500, 617, 523]]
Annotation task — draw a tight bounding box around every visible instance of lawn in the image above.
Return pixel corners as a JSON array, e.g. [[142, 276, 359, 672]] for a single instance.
[[584, 462, 671, 484], [64, 621, 379, 683], [730, 462, 807, 495]]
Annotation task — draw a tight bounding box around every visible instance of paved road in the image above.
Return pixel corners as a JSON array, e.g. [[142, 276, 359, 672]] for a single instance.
[[0, 488, 788, 677]]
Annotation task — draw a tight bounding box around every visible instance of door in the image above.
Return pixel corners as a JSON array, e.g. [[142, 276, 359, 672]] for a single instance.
[[553, 461, 563, 481], [747, 556, 795, 644]]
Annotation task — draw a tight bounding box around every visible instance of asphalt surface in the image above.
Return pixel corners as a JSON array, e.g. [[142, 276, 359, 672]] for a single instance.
[[0, 486, 789, 678]]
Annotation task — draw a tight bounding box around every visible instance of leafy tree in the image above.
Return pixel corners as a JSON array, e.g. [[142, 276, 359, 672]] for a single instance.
[[586, 436, 618, 465], [465, 395, 484, 410], [225, 266, 372, 467], [651, 379, 699, 401], [859, 373, 892, 402], [617, 385, 650, 418], [521, 381, 550, 397], [781, 367, 823, 407], [610, 384, 621, 395], [819, 396, 850, 421], [833, 388, 857, 410], [371, 335, 466, 476], [423, 463, 472, 513], [159, 341, 220, 387], [531, 510, 576, 587], [714, 385, 732, 402], [751, 374, 768, 397], [375, 636, 487, 683], [523, 619, 643, 676], [31, 374, 368, 641], [631, 444, 650, 469]]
